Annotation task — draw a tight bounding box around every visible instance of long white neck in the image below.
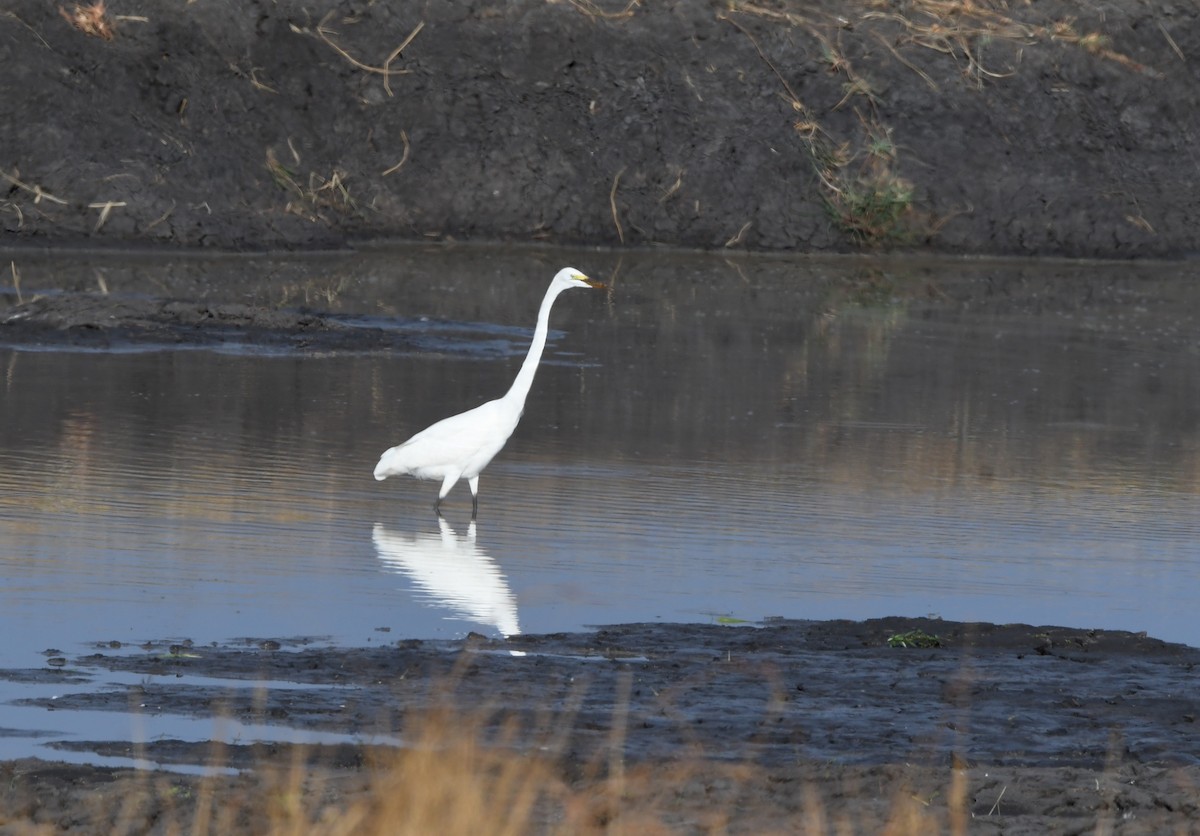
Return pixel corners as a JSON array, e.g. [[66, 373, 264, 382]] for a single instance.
[[501, 282, 566, 410]]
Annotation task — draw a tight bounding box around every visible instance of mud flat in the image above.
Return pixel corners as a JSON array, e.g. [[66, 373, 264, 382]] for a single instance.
[[3, 617, 1199, 832]]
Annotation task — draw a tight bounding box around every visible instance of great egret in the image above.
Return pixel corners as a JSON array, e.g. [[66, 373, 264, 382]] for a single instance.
[[373, 267, 604, 515]]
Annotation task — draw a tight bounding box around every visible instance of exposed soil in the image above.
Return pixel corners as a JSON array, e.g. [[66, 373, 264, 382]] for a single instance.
[[3, 618, 1200, 832], [3, 0, 1200, 257], [0, 293, 414, 351]]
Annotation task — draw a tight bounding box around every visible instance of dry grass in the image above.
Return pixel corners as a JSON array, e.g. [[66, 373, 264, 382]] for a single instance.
[[266, 148, 359, 219], [730, 1, 1152, 86], [720, 10, 920, 247], [720, 0, 1157, 247], [59, 0, 115, 40], [558, 0, 641, 21], [0, 168, 68, 207], [132, 710, 980, 835], [381, 130, 411, 177], [308, 12, 422, 97], [0, 654, 982, 834], [3, 678, 1197, 834], [609, 166, 627, 244]]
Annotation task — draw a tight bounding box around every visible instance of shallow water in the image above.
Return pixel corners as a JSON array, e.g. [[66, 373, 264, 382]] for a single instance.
[[0, 245, 1198, 763]]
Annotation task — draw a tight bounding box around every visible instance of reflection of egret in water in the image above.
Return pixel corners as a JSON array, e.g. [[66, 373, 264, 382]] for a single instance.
[[372, 520, 520, 639]]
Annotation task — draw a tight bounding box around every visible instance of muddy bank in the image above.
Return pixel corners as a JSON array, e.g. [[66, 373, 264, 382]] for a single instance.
[[3, 0, 1199, 258], [0, 293, 416, 352], [4, 618, 1200, 831]]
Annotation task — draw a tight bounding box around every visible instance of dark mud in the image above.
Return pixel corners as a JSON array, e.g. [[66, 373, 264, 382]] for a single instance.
[[4, 618, 1200, 832], [0, 293, 412, 351], [3, 0, 1200, 258]]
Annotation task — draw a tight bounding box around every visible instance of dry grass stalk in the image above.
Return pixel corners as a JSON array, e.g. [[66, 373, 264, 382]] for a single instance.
[[609, 166, 626, 244], [1157, 21, 1185, 62], [313, 12, 422, 97], [720, 13, 806, 112], [724, 220, 752, 248], [1049, 21, 1158, 75], [249, 67, 279, 94], [383, 22, 424, 96], [266, 148, 303, 197], [658, 166, 684, 203], [563, 0, 640, 21], [381, 130, 411, 176], [59, 0, 115, 40], [88, 200, 126, 232], [1125, 213, 1154, 233], [0, 168, 68, 205], [725, 1, 818, 29], [5, 11, 54, 50], [874, 32, 939, 91], [2, 202, 24, 230], [142, 200, 176, 233], [309, 170, 355, 210]]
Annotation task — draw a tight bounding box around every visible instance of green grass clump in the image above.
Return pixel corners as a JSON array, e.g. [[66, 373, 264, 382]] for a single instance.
[[828, 172, 915, 246], [887, 629, 943, 649]]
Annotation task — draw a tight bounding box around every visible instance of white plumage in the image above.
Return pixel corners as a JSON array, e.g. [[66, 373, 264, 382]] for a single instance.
[[374, 267, 603, 514]]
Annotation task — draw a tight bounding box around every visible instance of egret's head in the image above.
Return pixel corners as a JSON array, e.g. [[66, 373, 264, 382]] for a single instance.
[[555, 267, 605, 290]]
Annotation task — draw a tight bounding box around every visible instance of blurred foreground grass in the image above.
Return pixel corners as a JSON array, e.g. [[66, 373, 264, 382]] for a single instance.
[[0, 703, 975, 835]]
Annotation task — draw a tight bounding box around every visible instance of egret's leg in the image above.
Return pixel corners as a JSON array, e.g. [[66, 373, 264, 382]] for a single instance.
[[435, 472, 461, 515], [468, 476, 480, 518]]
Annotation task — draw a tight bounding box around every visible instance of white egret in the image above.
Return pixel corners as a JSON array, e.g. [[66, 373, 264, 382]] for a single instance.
[[373, 267, 604, 515]]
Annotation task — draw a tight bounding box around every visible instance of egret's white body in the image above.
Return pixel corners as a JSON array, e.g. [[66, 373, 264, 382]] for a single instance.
[[373, 267, 603, 514]]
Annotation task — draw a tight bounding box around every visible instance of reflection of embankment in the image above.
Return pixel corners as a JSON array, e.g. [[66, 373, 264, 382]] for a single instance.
[[794, 264, 1200, 497], [4, 252, 1196, 516], [571, 257, 1200, 497], [373, 520, 520, 639]]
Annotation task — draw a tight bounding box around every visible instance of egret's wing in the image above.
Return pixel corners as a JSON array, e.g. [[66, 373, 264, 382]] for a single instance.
[[376, 399, 514, 479], [396, 401, 501, 461]]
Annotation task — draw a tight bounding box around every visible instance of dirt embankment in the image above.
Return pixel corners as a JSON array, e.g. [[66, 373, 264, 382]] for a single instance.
[[2, 0, 1198, 257]]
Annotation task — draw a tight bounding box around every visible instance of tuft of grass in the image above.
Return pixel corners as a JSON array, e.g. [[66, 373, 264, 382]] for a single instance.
[[290, 710, 567, 834], [266, 148, 359, 220], [888, 629, 943, 649], [59, 0, 115, 40], [806, 123, 916, 248], [266, 148, 303, 196], [828, 171, 915, 245]]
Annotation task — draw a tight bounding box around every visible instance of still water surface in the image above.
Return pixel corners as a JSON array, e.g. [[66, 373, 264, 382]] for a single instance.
[[0, 248, 1197, 678]]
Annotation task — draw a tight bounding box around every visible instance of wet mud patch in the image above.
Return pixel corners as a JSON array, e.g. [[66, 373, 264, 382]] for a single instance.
[[5, 618, 1200, 831], [0, 293, 414, 352], [0, 286, 581, 356], [18, 618, 1200, 768]]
